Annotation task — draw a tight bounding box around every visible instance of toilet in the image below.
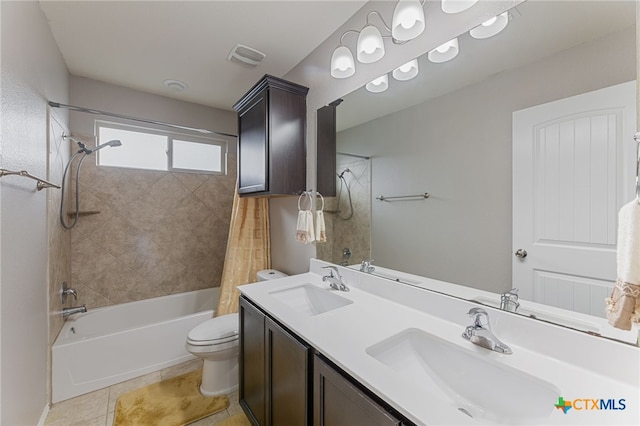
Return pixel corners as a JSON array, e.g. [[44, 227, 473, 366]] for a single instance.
[[186, 269, 287, 396]]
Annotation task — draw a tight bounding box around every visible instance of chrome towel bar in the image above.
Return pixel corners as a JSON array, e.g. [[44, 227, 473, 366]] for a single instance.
[[0, 168, 60, 191], [376, 192, 430, 201]]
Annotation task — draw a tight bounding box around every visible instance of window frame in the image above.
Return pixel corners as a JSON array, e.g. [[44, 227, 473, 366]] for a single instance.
[[95, 120, 228, 175]]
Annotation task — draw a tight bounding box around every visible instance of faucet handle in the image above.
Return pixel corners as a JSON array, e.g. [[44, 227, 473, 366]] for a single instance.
[[467, 307, 490, 328], [322, 265, 340, 278]]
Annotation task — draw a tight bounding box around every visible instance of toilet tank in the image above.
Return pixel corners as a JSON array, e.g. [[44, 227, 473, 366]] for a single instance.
[[257, 269, 288, 281]]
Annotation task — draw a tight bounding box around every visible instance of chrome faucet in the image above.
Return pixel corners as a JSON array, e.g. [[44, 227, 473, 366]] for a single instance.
[[322, 266, 349, 292], [62, 305, 87, 318], [360, 259, 375, 273], [61, 281, 78, 304], [500, 288, 520, 312], [462, 307, 512, 354]]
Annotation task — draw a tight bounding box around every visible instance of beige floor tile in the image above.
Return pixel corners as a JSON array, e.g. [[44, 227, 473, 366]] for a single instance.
[[45, 388, 109, 426], [106, 409, 115, 426], [107, 371, 162, 413], [160, 358, 203, 380], [226, 391, 243, 417]]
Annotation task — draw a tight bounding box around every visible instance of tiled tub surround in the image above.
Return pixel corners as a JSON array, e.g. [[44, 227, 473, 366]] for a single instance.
[[239, 259, 640, 425], [68, 146, 236, 308], [52, 288, 218, 402]]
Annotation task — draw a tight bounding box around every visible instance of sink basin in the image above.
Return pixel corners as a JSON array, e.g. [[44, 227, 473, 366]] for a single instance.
[[269, 284, 353, 316], [366, 328, 560, 424]]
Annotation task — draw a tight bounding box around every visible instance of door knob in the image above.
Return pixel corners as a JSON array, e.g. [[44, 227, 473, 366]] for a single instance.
[[514, 249, 527, 259]]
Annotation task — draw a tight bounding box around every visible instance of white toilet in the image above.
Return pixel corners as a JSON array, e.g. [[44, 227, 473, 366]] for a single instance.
[[186, 269, 287, 396]]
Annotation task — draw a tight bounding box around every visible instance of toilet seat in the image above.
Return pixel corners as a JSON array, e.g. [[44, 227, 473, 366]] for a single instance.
[[187, 313, 239, 347]]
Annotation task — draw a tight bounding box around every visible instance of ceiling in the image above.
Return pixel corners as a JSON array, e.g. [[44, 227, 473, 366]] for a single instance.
[[39, 0, 368, 111]]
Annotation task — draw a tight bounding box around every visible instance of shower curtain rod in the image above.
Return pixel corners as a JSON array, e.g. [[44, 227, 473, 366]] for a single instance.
[[336, 151, 370, 160], [48, 101, 237, 138]]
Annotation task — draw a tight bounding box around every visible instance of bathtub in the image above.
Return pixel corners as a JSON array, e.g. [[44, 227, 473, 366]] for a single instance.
[[52, 288, 218, 403]]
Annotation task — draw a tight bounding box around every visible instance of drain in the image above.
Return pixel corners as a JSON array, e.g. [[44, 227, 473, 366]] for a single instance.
[[458, 408, 473, 418], [70, 327, 76, 334]]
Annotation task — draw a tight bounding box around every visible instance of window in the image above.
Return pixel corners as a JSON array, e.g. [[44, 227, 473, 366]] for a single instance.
[[95, 121, 226, 174]]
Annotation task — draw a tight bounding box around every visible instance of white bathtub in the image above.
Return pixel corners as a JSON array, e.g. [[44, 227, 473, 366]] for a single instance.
[[52, 288, 218, 403]]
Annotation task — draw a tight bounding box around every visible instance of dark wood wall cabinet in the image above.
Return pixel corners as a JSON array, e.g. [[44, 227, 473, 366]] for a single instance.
[[233, 75, 309, 196], [316, 99, 342, 198], [239, 296, 408, 426]]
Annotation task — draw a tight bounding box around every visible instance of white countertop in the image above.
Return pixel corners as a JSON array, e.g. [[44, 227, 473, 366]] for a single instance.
[[238, 259, 640, 426]]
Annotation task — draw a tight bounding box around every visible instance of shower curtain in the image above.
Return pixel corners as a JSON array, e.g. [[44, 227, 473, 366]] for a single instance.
[[215, 186, 271, 317]]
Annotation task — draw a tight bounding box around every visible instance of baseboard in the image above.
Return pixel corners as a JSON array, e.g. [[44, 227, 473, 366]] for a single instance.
[[37, 404, 50, 426]]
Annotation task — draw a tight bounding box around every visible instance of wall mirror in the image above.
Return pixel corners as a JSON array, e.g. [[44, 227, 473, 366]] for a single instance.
[[317, 0, 638, 343]]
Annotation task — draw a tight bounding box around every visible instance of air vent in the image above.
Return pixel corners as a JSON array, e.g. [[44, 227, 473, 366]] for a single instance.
[[227, 44, 266, 68]]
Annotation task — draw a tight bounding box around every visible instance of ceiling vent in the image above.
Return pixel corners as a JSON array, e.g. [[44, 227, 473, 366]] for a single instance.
[[227, 44, 266, 68]]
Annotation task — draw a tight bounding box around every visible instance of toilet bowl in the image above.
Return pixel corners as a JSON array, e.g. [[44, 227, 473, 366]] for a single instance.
[[186, 269, 287, 396]]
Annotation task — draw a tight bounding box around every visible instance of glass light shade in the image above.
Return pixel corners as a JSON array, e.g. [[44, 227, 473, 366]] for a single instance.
[[365, 74, 389, 93], [357, 25, 385, 63], [441, 0, 478, 14], [469, 12, 509, 39], [428, 38, 459, 63], [331, 45, 355, 78], [392, 59, 419, 81], [391, 0, 425, 41]]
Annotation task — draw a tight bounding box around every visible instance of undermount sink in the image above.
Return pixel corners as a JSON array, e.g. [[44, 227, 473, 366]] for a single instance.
[[268, 284, 353, 316], [366, 328, 560, 424]]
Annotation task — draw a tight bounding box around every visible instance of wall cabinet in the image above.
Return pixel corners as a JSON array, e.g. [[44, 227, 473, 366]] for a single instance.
[[233, 75, 309, 196], [239, 296, 311, 426], [239, 295, 407, 426]]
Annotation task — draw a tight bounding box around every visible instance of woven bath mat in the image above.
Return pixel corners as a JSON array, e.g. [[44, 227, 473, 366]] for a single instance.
[[113, 369, 229, 426]]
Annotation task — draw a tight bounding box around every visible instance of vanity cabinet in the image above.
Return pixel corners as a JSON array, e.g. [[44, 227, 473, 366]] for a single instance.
[[239, 295, 409, 426], [239, 296, 311, 426], [314, 355, 402, 426], [233, 75, 309, 196]]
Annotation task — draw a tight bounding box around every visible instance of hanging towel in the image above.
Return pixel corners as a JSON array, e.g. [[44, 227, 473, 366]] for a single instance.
[[296, 210, 315, 244], [606, 200, 640, 330], [316, 210, 327, 243]]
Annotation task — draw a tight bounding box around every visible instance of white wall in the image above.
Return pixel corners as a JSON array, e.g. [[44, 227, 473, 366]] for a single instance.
[[336, 27, 635, 293], [277, 0, 521, 272], [0, 1, 69, 424]]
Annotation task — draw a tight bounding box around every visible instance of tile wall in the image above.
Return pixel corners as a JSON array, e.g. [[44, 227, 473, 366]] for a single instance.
[[68, 140, 236, 308]]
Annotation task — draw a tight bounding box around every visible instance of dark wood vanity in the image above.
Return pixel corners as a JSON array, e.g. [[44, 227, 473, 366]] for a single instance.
[[239, 295, 406, 426]]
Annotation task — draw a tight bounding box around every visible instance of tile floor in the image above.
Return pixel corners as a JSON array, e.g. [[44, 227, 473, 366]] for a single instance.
[[45, 359, 243, 426]]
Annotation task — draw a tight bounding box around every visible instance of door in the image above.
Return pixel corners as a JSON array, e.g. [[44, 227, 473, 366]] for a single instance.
[[513, 81, 636, 317]]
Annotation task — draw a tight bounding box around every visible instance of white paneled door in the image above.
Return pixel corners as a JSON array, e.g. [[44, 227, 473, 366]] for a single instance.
[[513, 81, 636, 317]]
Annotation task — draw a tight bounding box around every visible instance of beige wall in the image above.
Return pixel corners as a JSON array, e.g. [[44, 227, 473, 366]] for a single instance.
[[67, 76, 237, 308], [0, 1, 69, 423], [336, 27, 635, 294]]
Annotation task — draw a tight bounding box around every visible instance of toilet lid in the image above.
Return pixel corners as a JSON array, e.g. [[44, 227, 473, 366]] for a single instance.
[[188, 313, 239, 344]]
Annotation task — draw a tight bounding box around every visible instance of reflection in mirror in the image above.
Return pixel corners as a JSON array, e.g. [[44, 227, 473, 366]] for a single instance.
[[318, 0, 637, 343]]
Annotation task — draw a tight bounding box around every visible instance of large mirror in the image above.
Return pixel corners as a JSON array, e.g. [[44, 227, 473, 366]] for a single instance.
[[318, 0, 638, 343]]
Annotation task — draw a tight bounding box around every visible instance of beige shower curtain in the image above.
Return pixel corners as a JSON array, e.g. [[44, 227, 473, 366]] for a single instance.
[[216, 187, 271, 317]]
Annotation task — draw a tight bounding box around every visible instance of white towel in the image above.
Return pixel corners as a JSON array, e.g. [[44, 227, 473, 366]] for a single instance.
[[295, 210, 315, 244], [316, 211, 326, 243], [606, 200, 640, 330]]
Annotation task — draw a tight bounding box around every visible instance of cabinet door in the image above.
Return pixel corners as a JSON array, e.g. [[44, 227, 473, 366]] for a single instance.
[[239, 297, 266, 425], [314, 355, 401, 426], [238, 92, 268, 194], [266, 317, 311, 426]]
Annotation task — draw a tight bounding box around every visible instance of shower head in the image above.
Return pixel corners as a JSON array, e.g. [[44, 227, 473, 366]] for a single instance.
[[338, 168, 351, 178], [91, 140, 122, 153]]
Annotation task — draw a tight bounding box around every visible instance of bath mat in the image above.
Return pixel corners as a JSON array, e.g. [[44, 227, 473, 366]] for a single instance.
[[215, 413, 252, 426], [113, 369, 229, 426]]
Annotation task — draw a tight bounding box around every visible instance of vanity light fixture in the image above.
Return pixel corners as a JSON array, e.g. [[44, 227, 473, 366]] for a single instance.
[[331, 41, 357, 78], [441, 0, 478, 14], [163, 79, 188, 91], [469, 12, 509, 39], [392, 58, 419, 81], [391, 0, 426, 41], [365, 74, 389, 93], [428, 38, 459, 63], [357, 24, 386, 64]]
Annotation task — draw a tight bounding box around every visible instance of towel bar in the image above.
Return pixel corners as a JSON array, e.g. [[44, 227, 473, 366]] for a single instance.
[[376, 193, 430, 201], [0, 168, 60, 191]]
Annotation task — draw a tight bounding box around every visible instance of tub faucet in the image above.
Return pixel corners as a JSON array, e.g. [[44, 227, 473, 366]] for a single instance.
[[462, 307, 512, 354], [62, 305, 87, 318], [322, 266, 349, 292], [61, 281, 78, 304]]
